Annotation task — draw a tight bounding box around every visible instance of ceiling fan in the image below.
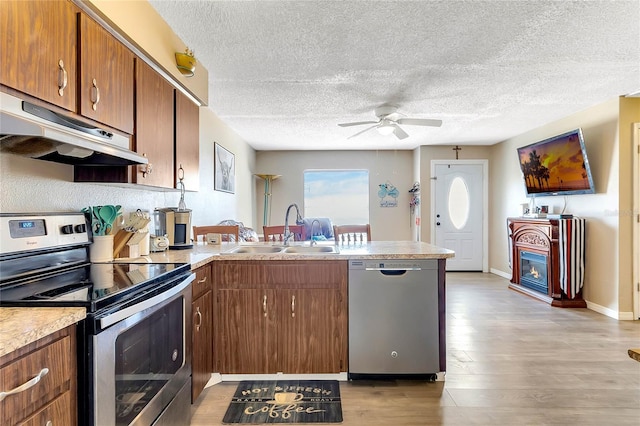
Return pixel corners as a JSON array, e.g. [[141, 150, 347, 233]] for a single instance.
[[338, 105, 442, 140]]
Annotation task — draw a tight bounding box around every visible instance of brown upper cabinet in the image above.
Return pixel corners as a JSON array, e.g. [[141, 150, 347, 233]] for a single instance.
[[78, 13, 134, 134], [3, 0, 200, 191], [175, 91, 200, 192], [0, 0, 78, 111], [1, 1, 134, 135], [134, 59, 175, 189]]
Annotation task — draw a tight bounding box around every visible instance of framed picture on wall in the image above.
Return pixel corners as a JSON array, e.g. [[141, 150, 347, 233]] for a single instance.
[[214, 142, 235, 193]]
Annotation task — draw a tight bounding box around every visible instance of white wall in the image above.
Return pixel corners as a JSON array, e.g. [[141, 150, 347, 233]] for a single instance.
[[255, 150, 414, 241]]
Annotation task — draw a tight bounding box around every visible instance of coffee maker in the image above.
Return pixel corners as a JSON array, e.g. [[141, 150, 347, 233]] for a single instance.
[[154, 207, 193, 250]]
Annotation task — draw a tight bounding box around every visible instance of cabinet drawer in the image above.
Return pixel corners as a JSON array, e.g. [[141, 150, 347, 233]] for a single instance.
[[21, 391, 72, 426], [192, 265, 211, 299], [0, 336, 71, 425]]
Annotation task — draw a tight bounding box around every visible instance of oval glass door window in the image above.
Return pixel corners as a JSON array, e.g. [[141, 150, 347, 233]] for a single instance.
[[448, 177, 470, 229]]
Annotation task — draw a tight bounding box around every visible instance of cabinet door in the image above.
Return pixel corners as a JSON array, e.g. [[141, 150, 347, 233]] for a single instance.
[[278, 289, 345, 373], [192, 290, 212, 402], [134, 59, 174, 188], [215, 289, 276, 374], [79, 13, 134, 134], [20, 391, 72, 426], [0, 0, 77, 111], [175, 91, 200, 191]]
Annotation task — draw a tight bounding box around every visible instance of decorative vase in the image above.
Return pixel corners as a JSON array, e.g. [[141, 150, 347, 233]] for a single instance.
[[175, 49, 196, 77]]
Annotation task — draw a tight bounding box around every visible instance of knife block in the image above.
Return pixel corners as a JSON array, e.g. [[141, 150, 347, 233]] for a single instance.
[[112, 229, 134, 259]]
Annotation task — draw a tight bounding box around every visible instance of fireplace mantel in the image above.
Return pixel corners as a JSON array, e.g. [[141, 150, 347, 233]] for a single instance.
[[507, 217, 587, 308]]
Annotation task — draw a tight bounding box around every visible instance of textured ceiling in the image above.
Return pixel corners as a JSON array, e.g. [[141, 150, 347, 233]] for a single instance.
[[148, 0, 640, 151]]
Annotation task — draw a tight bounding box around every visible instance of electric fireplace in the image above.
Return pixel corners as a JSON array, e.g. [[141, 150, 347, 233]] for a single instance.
[[507, 217, 587, 308], [519, 251, 548, 294]]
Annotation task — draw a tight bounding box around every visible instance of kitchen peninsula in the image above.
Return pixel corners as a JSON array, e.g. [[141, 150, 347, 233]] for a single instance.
[[146, 240, 454, 392]]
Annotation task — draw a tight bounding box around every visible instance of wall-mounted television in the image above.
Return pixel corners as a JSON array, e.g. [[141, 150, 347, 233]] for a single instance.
[[517, 128, 595, 197]]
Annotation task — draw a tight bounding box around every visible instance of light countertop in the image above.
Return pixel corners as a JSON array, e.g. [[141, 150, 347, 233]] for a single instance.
[[0, 307, 86, 357], [137, 240, 455, 269], [2, 241, 453, 357]]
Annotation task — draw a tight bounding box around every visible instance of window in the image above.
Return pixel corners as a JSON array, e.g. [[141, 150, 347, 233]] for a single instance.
[[303, 170, 369, 225]]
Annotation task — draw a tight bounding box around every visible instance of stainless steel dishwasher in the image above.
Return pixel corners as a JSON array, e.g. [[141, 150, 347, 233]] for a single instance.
[[348, 259, 440, 379]]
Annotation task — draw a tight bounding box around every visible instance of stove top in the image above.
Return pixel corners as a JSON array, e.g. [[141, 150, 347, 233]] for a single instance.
[[0, 261, 191, 312], [0, 212, 193, 316]]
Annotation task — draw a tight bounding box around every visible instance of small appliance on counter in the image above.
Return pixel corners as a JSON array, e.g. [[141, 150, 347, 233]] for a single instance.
[[154, 208, 192, 250], [153, 169, 193, 250]]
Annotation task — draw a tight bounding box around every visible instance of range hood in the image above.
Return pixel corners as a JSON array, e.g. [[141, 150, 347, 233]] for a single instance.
[[0, 92, 148, 166]]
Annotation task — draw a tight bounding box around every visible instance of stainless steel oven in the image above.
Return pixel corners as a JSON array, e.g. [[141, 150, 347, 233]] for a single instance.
[[0, 212, 194, 426]]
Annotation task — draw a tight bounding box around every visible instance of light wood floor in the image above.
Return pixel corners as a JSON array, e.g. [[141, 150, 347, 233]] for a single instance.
[[191, 272, 640, 425]]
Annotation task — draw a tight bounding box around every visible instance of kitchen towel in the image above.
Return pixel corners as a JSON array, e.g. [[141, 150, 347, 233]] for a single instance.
[[222, 380, 342, 424]]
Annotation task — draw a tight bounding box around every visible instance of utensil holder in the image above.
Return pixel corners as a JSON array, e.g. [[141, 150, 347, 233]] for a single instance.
[[90, 235, 114, 262]]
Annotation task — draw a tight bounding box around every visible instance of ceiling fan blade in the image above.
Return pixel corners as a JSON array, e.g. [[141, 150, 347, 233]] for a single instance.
[[392, 124, 409, 140], [347, 124, 378, 139], [338, 120, 378, 127], [396, 118, 443, 127]]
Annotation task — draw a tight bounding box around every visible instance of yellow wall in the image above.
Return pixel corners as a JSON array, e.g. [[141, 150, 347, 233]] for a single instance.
[[488, 97, 639, 318], [82, 0, 209, 105]]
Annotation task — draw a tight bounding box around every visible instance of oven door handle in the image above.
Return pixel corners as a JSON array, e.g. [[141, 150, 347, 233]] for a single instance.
[[98, 273, 195, 329]]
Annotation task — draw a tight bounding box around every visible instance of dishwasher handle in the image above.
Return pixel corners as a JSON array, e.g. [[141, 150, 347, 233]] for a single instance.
[[364, 267, 421, 274]]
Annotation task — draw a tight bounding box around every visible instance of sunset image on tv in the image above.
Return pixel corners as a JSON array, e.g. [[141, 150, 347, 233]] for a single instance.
[[517, 130, 594, 196]]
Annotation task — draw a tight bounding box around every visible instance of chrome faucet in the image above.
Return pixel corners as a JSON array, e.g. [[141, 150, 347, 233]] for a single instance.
[[309, 219, 321, 246], [283, 203, 303, 246]]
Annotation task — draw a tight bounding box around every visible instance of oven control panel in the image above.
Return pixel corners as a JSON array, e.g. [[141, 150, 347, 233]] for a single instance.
[[0, 213, 89, 254]]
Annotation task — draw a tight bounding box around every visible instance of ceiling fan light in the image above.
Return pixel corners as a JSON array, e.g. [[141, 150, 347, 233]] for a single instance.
[[377, 124, 395, 136]]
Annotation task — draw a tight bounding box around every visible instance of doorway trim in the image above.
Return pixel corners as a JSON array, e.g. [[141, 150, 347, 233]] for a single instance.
[[633, 123, 640, 320], [430, 159, 489, 273]]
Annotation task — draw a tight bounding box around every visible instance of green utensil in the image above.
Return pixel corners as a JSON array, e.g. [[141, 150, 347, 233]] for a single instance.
[[98, 205, 118, 235]]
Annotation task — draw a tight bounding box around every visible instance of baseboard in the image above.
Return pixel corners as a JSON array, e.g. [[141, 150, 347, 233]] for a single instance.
[[586, 300, 635, 320], [205, 373, 222, 389], [490, 268, 511, 280], [219, 372, 349, 382]]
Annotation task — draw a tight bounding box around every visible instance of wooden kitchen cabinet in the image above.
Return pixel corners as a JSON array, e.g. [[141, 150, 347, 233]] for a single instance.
[[213, 260, 348, 374], [79, 13, 134, 134], [191, 264, 213, 402], [134, 59, 175, 188], [0, 325, 77, 426], [0, 0, 78, 111], [175, 90, 200, 192]]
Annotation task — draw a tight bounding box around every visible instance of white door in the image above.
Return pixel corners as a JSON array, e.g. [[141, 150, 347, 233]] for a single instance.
[[432, 162, 485, 271]]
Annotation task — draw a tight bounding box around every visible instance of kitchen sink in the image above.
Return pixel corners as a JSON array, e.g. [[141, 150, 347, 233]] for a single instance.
[[222, 246, 285, 254], [221, 245, 340, 255], [282, 246, 340, 254]]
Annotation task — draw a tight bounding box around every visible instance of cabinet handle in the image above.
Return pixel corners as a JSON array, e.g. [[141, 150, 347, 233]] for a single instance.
[[91, 78, 100, 111], [263, 294, 267, 317], [197, 276, 207, 283], [291, 295, 296, 318], [0, 368, 49, 402], [140, 154, 153, 177], [194, 306, 202, 331], [57, 59, 67, 97]]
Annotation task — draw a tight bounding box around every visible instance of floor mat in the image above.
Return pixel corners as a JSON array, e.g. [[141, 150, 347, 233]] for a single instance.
[[222, 380, 343, 424]]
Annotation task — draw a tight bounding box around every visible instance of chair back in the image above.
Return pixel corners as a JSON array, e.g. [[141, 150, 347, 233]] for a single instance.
[[193, 225, 240, 242], [263, 225, 306, 242], [333, 224, 371, 244]]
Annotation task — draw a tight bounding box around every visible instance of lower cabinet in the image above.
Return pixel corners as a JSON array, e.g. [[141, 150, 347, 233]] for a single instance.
[[191, 264, 213, 402], [213, 260, 348, 374], [0, 325, 77, 426]]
